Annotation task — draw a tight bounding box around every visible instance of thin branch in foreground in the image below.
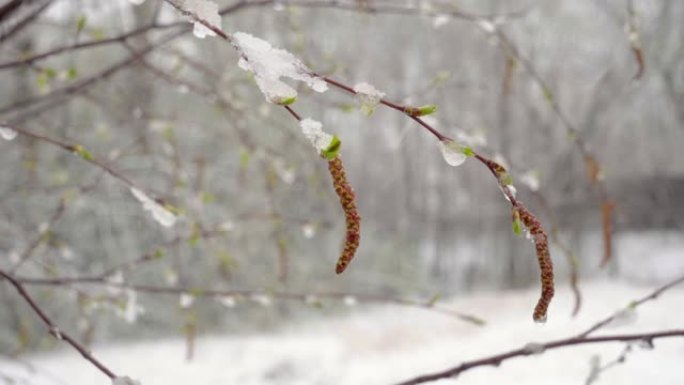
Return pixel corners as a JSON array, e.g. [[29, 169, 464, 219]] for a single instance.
[[394, 273, 684, 384], [393, 330, 684, 385], [577, 272, 684, 338], [0, 269, 117, 379]]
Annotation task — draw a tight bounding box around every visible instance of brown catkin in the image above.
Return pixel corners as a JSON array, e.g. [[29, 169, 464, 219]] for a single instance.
[[599, 200, 615, 268], [517, 206, 555, 323], [328, 156, 361, 274]]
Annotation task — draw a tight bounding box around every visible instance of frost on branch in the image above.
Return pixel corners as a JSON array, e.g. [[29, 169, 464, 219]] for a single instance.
[[0, 125, 18, 141], [353, 82, 385, 116], [130, 187, 177, 227], [232, 32, 327, 105]]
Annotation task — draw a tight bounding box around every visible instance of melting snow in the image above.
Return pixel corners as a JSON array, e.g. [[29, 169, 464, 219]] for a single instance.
[[299, 118, 333, 152], [353, 82, 385, 116], [439, 139, 467, 167], [233, 32, 327, 104], [0, 125, 18, 141], [130, 187, 177, 228]]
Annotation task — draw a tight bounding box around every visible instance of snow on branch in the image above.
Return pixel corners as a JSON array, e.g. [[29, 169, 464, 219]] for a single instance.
[[232, 32, 328, 104]]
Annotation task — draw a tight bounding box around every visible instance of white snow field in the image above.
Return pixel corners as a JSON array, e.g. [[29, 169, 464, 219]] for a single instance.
[[1, 279, 683, 385]]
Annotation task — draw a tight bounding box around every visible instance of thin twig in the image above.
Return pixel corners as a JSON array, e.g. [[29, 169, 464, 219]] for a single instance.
[[16, 276, 484, 325], [394, 330, 684, 385], [577, 273, 684, 338], [0, 269, 117, 379]]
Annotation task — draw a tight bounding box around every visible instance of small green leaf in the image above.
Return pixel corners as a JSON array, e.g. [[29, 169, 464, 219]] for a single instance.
[[72, 144, 93, 161], [90, 28, 106, 41], [462, 146, 475, 157], [500, 173, 513, 186], [201, 191, 215, 204], [188, 223, 201, 246], [35, 73, 49, 90], [152, 248, 165, 259], [44, 68, 57, 79], [239, 148, 250, 168], [275, 95, 297, 106], [512, 210, 522, 236], [66, 67, 78, 80], [339, 103, 355, 113], [418, 104, 438, 116], [76, 15, 87, 33], [542, 86, 554, 103], [405, 104, 438, 117], [321, 135, 341, 160]]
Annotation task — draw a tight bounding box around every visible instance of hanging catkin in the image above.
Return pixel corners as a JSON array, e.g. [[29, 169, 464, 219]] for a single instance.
[[327, 156, 361, 274], [516, 206, 555, 323]]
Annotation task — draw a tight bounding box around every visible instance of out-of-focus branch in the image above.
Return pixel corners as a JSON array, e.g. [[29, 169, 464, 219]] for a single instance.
[[16, 275, 485, 325], [4, 124, 144, 191], [0, 269, 117, 379], [0, 0, 54, 44]]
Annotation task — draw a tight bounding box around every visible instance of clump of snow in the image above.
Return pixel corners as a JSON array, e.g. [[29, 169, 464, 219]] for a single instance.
[[520, 170, 541, 191], [118, 289, 145, 324], [299, 118, 333, 152], [130, 187, 177, 228], [343, 295, 357, 306], [128, 0, 146, 5], [232, 32, 327, 104], [175, 0, 222, 39], [432, 14, 450, 29], [250, 294, 272, 307], [301, 223, 316, 239], [438, 139, 467, 167], [353, 82, 385, 116], [219, 296, 237, 308], [179, 293, 195, 309], [476, 18, 497, 34], [0, 125, 18, 141]]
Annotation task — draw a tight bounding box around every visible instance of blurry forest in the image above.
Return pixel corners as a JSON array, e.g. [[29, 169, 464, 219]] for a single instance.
[[0, 0, 683, 371]]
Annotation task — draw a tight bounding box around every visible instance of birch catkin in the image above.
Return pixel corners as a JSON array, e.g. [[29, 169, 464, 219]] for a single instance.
[[517, 206, 555, 323], [327, 156, 361, 274]]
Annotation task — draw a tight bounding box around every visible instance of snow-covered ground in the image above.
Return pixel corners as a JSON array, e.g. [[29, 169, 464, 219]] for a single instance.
[[2, 279, 683, 385]]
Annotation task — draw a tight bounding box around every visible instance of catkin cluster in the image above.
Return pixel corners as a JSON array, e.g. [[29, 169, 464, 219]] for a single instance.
[[517, 206, 555, 323], [328, 156, 361, 274]]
